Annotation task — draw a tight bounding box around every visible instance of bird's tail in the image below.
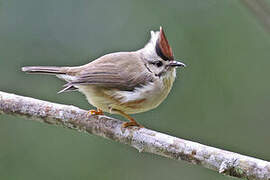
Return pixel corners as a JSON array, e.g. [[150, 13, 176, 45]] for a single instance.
[[21, 66, 78, 93], [21, 66, 66, 75]]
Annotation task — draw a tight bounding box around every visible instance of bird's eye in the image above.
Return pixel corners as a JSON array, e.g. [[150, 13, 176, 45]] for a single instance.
[[156, 61, 163, 67]]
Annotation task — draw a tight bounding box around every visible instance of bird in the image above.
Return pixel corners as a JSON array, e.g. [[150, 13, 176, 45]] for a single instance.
[[22, 27, 186, 128]]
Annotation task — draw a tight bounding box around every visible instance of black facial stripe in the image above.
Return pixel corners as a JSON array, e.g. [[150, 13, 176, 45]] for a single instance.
[[155, 41, 169, 61], [144, 63, 153, 73]]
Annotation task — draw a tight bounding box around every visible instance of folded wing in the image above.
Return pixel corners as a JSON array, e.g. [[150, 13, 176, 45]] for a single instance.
[[62, 52, 154, 92]]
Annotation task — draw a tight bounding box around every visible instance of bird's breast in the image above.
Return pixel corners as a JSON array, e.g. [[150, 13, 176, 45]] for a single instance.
[[112, 69, 176, 114]]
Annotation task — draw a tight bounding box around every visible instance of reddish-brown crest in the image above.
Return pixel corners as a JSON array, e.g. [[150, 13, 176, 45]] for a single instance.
[[158, 27, 174, 60]]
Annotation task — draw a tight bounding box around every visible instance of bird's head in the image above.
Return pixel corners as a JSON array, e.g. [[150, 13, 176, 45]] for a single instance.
[[139, 27, 185, 77]]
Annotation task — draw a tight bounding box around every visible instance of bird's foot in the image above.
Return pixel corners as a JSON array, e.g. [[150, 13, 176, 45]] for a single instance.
[[111, 108, 143, 128], [88, 109, 104, 115], [122, 121, 144, 128]]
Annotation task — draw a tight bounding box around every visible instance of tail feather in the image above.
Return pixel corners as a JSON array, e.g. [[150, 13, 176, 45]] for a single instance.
[[58, 85, 78, 94], [22, 66, 79, 93], [21, 66, 65, 75]]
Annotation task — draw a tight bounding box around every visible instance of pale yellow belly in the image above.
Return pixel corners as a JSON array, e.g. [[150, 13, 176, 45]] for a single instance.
[[78, 70, 176, 115]]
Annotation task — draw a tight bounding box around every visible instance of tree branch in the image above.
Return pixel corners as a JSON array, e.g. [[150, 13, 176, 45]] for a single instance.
[[241, 0, 270, 34], [0, 91, 269, 180]]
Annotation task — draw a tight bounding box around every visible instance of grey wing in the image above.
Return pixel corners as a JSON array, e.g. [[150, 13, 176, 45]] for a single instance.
[[63, 54, 154, 91]]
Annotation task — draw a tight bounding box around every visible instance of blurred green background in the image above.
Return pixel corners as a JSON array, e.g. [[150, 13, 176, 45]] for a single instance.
[[1, 0, 270, 179]]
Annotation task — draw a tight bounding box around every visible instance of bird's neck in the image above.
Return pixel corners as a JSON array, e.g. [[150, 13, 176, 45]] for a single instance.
[[162, 68, 176, 91]]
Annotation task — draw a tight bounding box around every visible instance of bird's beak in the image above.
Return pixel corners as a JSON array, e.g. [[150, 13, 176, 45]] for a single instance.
[[168, 60, 186, 68]]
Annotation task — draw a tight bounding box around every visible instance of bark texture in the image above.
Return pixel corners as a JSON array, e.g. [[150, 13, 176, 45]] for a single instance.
[[0, 91, 269, 180], [241, 0, 270, 33]]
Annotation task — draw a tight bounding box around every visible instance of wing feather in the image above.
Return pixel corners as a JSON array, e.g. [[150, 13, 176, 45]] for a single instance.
[[67, 52, 154, 91]]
